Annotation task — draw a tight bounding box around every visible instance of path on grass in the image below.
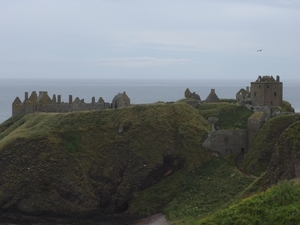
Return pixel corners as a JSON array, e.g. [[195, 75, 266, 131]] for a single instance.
[[133, 213, 171, 225], [236, 152, 257, 178]]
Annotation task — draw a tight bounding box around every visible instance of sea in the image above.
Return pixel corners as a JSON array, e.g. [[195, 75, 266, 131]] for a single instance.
[[1, 78, 300, 124]]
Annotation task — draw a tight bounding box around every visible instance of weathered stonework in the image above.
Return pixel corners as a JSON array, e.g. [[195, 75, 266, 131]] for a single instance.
[[251, 75, 282, 107], [236, 75, 283, 108], [111, 92, 131, 109], [202, 130, 247, 155], [247, 111, 269, 148], [205, 89, 220, 103], [12, 91, 130, 116], [236, 86, 251, 106], [184, 88, 201, 101]]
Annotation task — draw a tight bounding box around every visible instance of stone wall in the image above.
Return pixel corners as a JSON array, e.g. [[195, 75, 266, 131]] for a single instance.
[[12, 91, 128, 116], [202, 130, 247, 155], [247, 111, 269, 148]]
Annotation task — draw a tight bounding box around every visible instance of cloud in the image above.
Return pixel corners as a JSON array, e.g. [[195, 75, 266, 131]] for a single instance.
[[0, 1, 299, 79], [91, 57, 190, 67]]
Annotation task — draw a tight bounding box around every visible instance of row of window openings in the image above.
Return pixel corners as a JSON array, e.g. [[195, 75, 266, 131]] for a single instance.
[[259, 85, 270, 88], [254, 92, 277, 96]]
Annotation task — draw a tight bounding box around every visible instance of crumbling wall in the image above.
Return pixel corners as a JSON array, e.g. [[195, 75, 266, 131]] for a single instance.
[[12, 91, 119, 116], [202, 130, 247, 155]]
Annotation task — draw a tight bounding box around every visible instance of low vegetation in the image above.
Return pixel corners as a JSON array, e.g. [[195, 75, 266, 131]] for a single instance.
[[243, 114, 300, 176], [128, 157, 254, 224], [0, 100, 298, 224], [197, 102, 253, 129], [198, 180, 300, 225]]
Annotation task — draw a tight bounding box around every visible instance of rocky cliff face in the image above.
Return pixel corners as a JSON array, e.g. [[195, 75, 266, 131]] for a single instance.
[[262, 121, 300, 188]]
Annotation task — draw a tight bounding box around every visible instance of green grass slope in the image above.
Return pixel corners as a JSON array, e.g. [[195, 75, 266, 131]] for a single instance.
[[197, 102, 253, 129], [128, 157, 254, 224], [243, 114, 300, 176], [261, 121, 300, 188], [198, 180, 300, 225], [0, 102, 215, 217]]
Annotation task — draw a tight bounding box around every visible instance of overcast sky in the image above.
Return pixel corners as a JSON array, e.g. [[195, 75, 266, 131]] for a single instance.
[[0, 0, 299, 80]]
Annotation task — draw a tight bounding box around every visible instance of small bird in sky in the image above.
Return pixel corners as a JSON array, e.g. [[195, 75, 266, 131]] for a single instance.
[[257, 49, 262, 52]]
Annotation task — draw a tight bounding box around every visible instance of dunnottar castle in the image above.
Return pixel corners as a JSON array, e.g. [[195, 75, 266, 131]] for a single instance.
[[185, 75, 283, 156], [12, 75, 285, 156]]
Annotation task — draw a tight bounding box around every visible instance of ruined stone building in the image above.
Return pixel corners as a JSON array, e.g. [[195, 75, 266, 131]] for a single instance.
[[236, 87, 251, 106], [12, 91, 130, 116], [236, 75, 283, 107], [111, 92, 130, 109], [203, 75, 284, 155], [184, 88, 201, 101], [251, 75, 282, 107], [202, 129, 247, 155], [205, 89, 220, 103]]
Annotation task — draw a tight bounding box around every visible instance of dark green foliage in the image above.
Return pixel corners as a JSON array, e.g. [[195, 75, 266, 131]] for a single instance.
[[219, 98, 237, 104], [198, 180, 300, 225], [128, 157, 254, 223], [282, 100, 295, 112], [62, 132, 82, 153], [0, 115, 24, 133], [197, 102, 253, 129], [243, 114, 300, 176], [0, 115, 24, 141]]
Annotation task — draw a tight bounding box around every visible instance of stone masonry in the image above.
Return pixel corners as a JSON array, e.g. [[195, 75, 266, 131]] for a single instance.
[[12, 91, 130, 116], [202, 129, 247, 155]]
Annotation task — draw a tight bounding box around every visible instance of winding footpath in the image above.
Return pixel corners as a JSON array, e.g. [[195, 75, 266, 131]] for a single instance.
[[236, 152, 257, 178], [134, 213, 171, 225]]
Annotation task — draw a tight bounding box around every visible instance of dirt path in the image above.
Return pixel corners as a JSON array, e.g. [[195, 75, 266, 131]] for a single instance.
[[133, 213, 171, 225], [236, 152, 257, 178]]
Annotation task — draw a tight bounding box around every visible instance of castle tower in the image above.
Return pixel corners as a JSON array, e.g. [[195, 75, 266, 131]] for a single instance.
[[250, 75, 283, 107]]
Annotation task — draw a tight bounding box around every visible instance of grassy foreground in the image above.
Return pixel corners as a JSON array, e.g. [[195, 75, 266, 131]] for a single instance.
[[128, 157, 255, 224], [198, 180, 300, 225]]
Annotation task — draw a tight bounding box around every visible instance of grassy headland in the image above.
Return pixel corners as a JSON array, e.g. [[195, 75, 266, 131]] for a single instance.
[[0, 100, 298, 224]]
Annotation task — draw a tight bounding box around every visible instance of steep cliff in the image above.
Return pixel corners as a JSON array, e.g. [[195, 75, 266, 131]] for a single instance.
[[243, 114, 300, 176], [261, 120, 300, 188]]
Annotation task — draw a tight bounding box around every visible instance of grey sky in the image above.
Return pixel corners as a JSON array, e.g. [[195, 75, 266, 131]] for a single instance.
[[1, 0, 299, 79]]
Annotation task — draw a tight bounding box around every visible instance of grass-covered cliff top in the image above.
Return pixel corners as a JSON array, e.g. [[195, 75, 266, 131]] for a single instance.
[[0, 102, 212, 170], [197, 102, 253, 129]]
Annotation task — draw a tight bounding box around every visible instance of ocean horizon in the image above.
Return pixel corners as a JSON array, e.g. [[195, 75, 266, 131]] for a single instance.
[[1, 78, 299, 124]]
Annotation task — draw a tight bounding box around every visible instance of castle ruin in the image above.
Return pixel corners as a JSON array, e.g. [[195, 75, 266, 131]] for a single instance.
[[236, 75, 283, 107], [12, 91, 130, 116], [203, 75, 284, 155]]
